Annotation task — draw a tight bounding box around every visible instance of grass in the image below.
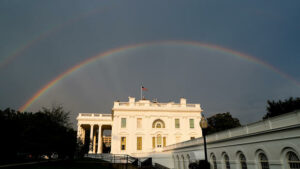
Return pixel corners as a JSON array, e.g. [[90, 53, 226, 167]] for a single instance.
[[1, 158, 115, 169]]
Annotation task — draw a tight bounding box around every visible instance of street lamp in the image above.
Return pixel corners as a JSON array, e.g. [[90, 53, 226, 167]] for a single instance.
[[200, 115, 208, 163]]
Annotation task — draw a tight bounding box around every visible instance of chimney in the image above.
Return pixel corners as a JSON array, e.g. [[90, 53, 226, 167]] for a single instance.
[[129, 97, 135, 103], [180, 98, 186, 105]]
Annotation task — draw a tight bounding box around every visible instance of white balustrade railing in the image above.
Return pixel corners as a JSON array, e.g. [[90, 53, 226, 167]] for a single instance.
[[78, 113, 112, 118], [114, 102, 199, 109]]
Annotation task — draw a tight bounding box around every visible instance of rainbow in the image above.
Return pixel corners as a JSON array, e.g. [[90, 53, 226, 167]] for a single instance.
[[0, 7, 106, 69], [18, 40, 299, 112]]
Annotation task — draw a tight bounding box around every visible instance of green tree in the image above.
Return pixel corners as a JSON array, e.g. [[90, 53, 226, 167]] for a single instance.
[[206, 112, 241, 135], [263, 97, 300, 119]]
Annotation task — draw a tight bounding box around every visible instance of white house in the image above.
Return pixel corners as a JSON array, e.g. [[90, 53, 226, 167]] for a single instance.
[[77, 97, 203, 156]]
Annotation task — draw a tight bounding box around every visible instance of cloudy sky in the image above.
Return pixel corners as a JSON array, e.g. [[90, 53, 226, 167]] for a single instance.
[[1, 0, 300, 127]]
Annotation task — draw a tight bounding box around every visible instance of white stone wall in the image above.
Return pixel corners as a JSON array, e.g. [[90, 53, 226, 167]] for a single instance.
[[162, 111, 300, 169]]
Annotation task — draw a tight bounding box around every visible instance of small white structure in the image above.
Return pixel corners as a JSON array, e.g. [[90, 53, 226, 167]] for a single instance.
[[77, 97, 203, 156]]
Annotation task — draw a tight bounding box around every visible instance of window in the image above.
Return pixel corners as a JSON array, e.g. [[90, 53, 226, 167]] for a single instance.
[[175, 119, 180, 128], [177, 155, 180, 169], [211, 154, 217, 169], [287, 151, 300, 169], [152, 119, 165, 128], [121, 137, 126, 150], [187, 154, 191, 166], [259, 153, 269, 169], [157, 134, 162, 147], [182, 155, 186, 169], [189, 119, 194, 128], [156, 123, 162, 128], [121, 118, 126, 128], [137, 118, 142, 128], [152, 137, 155, 148], [153, 135, 165, 148], [137, 137, 142, 150], [239, 153, 247, 169], [224, 154, 230, 169], [190, 137, 195, 140]]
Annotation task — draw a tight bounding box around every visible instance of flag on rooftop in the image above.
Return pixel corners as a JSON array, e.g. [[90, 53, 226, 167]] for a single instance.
[[142, 86, 148, 91]]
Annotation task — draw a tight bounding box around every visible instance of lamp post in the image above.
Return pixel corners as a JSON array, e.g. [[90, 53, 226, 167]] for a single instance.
[[200, 115, 208, 163]]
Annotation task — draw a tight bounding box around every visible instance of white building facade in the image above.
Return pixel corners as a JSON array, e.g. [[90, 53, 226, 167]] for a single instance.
[[77, 97, 203, 156], [161, 111, 300, 169]]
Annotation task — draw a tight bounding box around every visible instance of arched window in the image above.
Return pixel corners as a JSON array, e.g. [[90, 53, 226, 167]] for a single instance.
[[239, 153, 247, 169], [152, 119, 165, 128], [259, 153, 269, 169], [182, 155, 186, 169], [224, 154, 230, 169], [211, 154, 217, 169], [173, 156, 176, 169], [287, 151, 300, 169], [177, 155, 180, 169], [187, 154, 191, 165]]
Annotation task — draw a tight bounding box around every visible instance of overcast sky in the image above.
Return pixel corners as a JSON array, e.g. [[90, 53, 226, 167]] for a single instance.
[[1, 0, 300, 127]]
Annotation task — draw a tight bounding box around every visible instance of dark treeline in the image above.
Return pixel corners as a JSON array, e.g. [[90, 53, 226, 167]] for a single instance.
[[205, 112, 241, 135], [263, 97, 300, 119], [0, 106, 78, 163]]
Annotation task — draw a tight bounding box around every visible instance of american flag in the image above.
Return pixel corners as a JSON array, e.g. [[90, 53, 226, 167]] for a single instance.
[[142, 86, 148, 91]]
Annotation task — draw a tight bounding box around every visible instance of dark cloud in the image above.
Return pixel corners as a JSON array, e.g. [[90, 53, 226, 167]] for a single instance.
[[0, 0, 300, 128]]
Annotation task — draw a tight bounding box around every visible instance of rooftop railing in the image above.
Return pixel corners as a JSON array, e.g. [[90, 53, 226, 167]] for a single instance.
[[114, 102, 200, 109], [78, 113, 112, 118]]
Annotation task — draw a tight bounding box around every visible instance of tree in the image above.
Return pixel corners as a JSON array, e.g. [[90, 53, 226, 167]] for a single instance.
[[263, 97, 300, 119], [0, 106, 77, 163], [206, 112, 241, 135]]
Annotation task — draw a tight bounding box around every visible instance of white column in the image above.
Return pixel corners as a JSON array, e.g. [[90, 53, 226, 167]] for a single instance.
[[77, 124, 81, 141], [82, 127, 85, 144], [93, 134, 96, 153], [97, 125, 102, 154], [89, 124, 94, 154]]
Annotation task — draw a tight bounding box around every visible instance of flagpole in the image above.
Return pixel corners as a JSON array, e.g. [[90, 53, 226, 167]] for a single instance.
[[140, 85, 142, 100]]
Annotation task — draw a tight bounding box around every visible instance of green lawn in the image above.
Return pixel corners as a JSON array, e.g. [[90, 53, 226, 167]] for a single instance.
[[2, 159, 114, 169]]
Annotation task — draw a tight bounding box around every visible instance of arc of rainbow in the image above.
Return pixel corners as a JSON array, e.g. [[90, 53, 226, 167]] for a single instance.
[[0, 7, 106, 69], [18, 40, 300, 112]]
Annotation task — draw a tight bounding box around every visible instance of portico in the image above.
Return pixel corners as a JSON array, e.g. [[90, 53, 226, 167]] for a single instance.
[[77, 113, 113, 154]]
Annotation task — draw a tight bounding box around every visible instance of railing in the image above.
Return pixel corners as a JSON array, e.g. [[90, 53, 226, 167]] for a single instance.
[[86, 154, 136, 164], [81, 113, 93, 116], [85, 153, 153, 168], [155, 163, 170, 169], [78, 113, 112, 118], [114, 102, 200, 109], [102, 114, 112, 117]]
